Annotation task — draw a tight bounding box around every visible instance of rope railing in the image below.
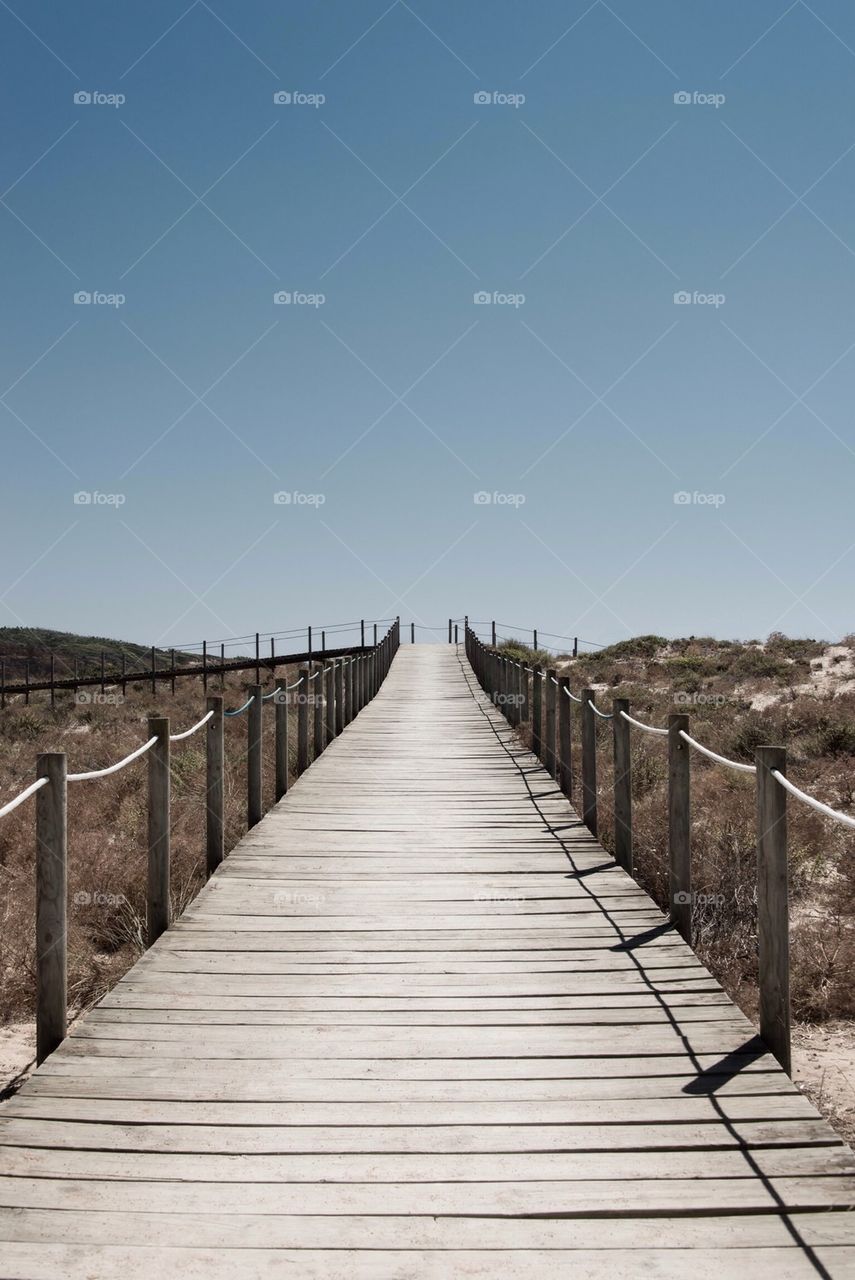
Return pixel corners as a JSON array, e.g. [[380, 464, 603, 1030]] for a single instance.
[[462, 618, 855, 1078], [0, 775, 48, 819], [67, 736, 158, 782], [169, 710, 215, 741], [6, 617, 402, 1067]]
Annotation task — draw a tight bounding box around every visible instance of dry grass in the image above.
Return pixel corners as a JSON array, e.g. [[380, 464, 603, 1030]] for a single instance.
[[0, 667, 302, 1021], [500, 634, 855, 1025]]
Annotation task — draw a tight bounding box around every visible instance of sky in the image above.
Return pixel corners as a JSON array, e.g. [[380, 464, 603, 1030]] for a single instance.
[[2, 0, 854, 653]]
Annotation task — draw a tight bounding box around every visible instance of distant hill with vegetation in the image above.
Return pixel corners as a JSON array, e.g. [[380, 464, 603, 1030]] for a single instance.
[[0, 627, 197, 682]]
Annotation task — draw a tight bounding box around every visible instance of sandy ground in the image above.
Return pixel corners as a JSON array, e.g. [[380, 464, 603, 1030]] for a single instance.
[[793, 1020, 855, 1149], [2, 1017, 854, 1151]]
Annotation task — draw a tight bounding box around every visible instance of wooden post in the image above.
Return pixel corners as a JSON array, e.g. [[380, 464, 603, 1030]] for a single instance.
[[255, 633, 260, 684], [756, 746, 790, 1073], [36, 752, 67, 1064], [531, 666, 542, 758], [411, 622, 415, 644], [545, 668, 557, 775], [170, 648, 176, 695], [50, 654, 55, 709], [581, 689, 598, 836], [454, 624, 458, 645], [147, 716, 170, 945], [313, 666, 324, 757], [247, 686, 262, 829], [202, 640, 208, 691], [270, 636, 275, 677], [448, 619, 452, 643], [100, 650, 106, 695], [491, 621, 496, 646], [360, 620, 365, 648], [334, 660, 344, 736], [573, 637, 578, 658], [345, 658, 354, 725], [205, 695, 224, 876], [220, 643, 225, 691], [297, 667, 309, 774], [308, 625, 313, 663], [275, 678, 288, 800], [557, 676, 572, 798], [532, 629, 537, 651], [325, 665, 336, 741], [374, 623, 378, 646], [668, 712, 691, 944], [613, 698, 632, 876], [150, 646, 156, 695], [321, 630, 326, 653]]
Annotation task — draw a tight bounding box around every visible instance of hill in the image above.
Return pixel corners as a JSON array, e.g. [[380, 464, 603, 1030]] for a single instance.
[[0, 627, 199, 683]]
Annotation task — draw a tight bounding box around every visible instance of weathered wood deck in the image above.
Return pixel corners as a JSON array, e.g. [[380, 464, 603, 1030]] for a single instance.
[[1, 645, 855, 1277]]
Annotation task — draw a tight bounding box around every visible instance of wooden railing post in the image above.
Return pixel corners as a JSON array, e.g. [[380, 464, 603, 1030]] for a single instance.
[[668, 712, 691, 944], [325, 665, 336, 743], [581, 689, 597, 836], [275, 679, 288, 801], [545, 668, 557, 775], [520, 662, 529, 726], [613, 698, 632, 876], [531, 665, 542, 758], [247, 687, 263, 829], [313, 665, 324, 757], [756, 745, 791, 1073], [491, 621, 496, 646], [147, 716, 170, 946], [557, 677, 572, 798], [297, 667, 309, 774], [36, 752, 67, 1064], [448, 619, 452, 643], [345, 658, 354, 725], [334, 660, 344, 736], [205, 695, 224, 876]]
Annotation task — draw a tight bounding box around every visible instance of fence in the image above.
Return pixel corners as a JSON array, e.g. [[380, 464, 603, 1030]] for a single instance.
[[1, 621, 400, 1064], [465, 623, 855, 1077], [0, 617, 398, 707]]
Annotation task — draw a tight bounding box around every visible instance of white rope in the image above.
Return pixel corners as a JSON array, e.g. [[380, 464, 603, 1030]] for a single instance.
[[679, 730, 756, 774], [169, 710, 214, 741], [588, 700, 613, 719], [224, 695, 256, 717], [619, 709, 668, 736], [771, 770, 855, 829], [68, 736, 158, 782], [563, 687, 583, 703], [308, 671, 321, 681], [0, 776, 48, 819], [287, 675, 304, 690]]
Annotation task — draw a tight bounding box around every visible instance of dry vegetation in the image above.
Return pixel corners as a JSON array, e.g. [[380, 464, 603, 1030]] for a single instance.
[[502, 632, 855, 1026], [0, 665, 300, 1023]]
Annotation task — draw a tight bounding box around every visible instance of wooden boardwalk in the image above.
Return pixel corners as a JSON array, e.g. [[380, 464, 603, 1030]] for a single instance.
[[1, 645, 855, 1277]]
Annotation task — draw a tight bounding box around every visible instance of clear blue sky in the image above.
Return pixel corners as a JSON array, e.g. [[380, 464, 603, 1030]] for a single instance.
[[2, 0, 854, 650]]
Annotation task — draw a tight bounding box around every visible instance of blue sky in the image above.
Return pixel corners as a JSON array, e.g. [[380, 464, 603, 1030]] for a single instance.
[[2, 0, 854, 651]]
